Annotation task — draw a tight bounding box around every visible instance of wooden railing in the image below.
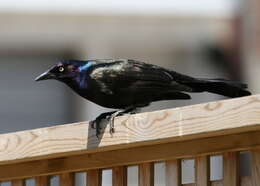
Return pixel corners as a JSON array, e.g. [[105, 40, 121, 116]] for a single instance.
[[1, 94, 260, 185]]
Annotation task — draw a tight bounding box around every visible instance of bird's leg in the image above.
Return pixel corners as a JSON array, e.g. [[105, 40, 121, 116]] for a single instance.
[[108, 110, 122, 134], [90, 111, 116, 137], [108, 107, 136, 134], [91, 107, 137, 137]]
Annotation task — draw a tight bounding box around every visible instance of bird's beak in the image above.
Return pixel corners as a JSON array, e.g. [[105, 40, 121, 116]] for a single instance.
[[35, 70, 55, 81]]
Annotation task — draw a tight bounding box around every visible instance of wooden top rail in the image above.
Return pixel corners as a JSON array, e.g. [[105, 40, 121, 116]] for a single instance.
[[1, 94, 260, 180]]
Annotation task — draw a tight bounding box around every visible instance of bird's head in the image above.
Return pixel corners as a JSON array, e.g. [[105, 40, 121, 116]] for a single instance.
[[35, 60, 91, 82]]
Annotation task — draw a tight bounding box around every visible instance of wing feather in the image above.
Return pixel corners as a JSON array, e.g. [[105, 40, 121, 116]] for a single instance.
[[90, 59, 192, 95]]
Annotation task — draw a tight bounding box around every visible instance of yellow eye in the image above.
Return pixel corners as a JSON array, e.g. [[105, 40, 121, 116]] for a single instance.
[[59, 66, 64, 72]]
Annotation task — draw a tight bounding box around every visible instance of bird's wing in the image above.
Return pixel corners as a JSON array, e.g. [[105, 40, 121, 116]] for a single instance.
[[90, 59, 192, 95]]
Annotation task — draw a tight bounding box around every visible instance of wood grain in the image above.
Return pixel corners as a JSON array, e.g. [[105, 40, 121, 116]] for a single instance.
[[60, 173, 74, 186], [112, 166, 127, 186], [211, 180, 223, 186], [35, 176, 50, 186], [1, 130, 260, 181], [241, 176, 253, 186], [196, 156, 210, 186], [139, 163, 154, 186], [165, 159, 181, 186], [223, 152, 239, 186], [1, 95, 260, 165], [251, 150, 260, 186], [87, 169, 102, 186], [11, 179, 25, 186]]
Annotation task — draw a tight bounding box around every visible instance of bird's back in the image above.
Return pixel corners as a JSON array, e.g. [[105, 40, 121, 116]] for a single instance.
[[81, 59, 193, 108]]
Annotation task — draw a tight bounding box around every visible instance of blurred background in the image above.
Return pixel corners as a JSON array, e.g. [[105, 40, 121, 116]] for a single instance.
[[0, 0, 259, 185]]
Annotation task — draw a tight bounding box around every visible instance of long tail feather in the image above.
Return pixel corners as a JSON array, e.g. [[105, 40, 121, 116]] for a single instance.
[[184, 78, 251, 98]]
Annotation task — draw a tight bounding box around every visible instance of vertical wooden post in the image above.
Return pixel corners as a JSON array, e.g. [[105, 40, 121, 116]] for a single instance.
[[251, 149, 260, 186], [60, 173, 75, 186], [11, 180, 25, 186], [87, 169, 102, 186], [165, 160, 181, 186], [113, 166, 127, 186], [139, 162, 154, 186], [196, 156, 210, 186], [223, 152, 239, 186], [35, 176, 50, 186]]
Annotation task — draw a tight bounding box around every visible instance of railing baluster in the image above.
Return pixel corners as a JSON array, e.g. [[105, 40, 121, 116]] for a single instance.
[[139, 162, 154, 186], [251, 150, 260, 186], [60, 173, 75, 186], [196, 156, 210, 186], [87, 170, 102, 186], [165, 160, 181, 186], [11, 180, 25, 186], [35, 176, 50, 186], [223, 152, 239, 186], [112, 166, 127, 186]]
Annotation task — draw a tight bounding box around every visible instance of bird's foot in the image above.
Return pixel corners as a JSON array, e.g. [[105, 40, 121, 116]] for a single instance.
[[89, 119, 102, 138], [90, 121, 96, 129], [107, 107, 137, 135], [108, 110, 123, 135], [90, 111, 116, 138], [91, 107, 137, 138]]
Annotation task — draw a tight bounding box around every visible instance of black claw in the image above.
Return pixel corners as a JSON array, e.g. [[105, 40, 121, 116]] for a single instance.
[[90, 108, 136, 138], [90, 119, 102, 138], [96, 120, 101, 138], [96, 125, 101, 138], [90, 121, 96, 129], [110, 127, 115, 134]]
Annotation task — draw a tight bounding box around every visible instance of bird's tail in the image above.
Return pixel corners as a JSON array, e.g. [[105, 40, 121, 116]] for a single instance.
[[184, 78, 251, 98]]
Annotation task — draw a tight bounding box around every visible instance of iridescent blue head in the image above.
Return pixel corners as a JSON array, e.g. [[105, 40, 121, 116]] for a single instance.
[[35, 60, 94, 82]]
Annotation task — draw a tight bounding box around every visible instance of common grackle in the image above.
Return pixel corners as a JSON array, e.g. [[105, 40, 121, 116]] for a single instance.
[[35, 59, 251, 136]]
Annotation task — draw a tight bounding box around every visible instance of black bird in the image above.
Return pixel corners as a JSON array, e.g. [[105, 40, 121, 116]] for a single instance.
[[35, 59, 251, 136]]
